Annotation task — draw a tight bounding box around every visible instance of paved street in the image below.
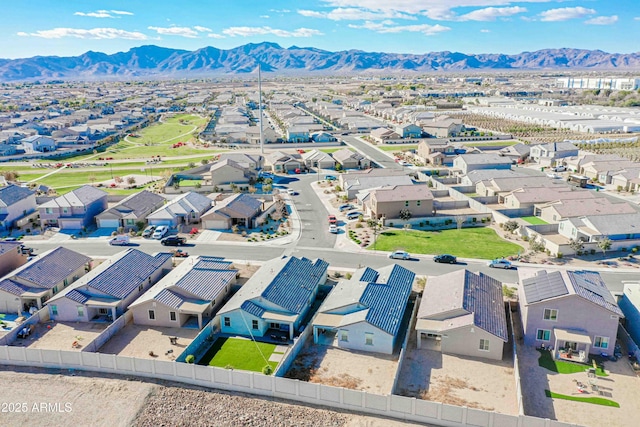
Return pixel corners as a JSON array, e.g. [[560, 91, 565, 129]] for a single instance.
[[287, 174, 337, 249], [341, 135, 403, 170]]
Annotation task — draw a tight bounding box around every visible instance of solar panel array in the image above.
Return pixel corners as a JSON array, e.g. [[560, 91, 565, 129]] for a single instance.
[[522, 271, 568, 304]]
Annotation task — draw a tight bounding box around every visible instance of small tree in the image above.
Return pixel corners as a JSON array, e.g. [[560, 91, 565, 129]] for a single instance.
[[503, 220, 519, 233], [263, 184, 273, 193], [88, 173, 97, 185], [114, 176, 124, 184], [231, 224, 239, 234], [127, 176, 136, 186], [455, 215, 465, 230], [135, 221, 146, 231], [529, 234, 546, 252], [403, 223, 412, 231], [248, 185, 257, 194], [597, 236, 612, 256], [201, 158, 209, 165], [568, 238, 584, 254], [399, 209, 412, 221]]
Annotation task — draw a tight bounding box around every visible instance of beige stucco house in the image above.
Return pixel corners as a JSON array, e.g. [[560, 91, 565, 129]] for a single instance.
[[366, 184, 433, 220]]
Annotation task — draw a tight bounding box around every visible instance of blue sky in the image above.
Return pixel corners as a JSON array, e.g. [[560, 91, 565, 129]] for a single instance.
[[3, 0, 638, 58]]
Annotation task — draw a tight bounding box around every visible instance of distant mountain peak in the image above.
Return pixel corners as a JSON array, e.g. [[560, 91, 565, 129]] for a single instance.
[[0, 44, 639, 81]]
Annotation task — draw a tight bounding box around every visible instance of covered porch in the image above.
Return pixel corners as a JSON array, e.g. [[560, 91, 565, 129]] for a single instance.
[[415, 318, 444, 351], [554, 328, 591, 363], [263, 312, 296, 341], [313, 313, 342, 347], [178, 299, 210, 330], [86, 298, 119, 323]]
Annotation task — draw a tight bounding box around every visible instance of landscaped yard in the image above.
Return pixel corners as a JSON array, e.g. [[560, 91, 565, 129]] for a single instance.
[[537, 349, 607, 376], [522, 216, 548, 225], [197, 337, 280, 372], [370, 228, 522, 259], [545, 390, 619, 407], [378, 144, 419, 152]]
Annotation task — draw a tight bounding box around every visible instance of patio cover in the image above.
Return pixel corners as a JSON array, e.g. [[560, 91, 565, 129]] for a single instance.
[[554, 328, 592, 344]]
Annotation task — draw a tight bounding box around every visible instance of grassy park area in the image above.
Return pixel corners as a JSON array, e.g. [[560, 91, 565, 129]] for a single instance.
[[378, 144, 419, 152], [370, 227, 523, 259], [198, 337, 280, 372]]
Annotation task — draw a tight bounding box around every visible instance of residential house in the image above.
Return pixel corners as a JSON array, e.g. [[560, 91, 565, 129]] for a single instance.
[[202, 159, 253, 188], [365, 184, 434, 220], [218, 256, 328, 340], [501, 186, 594, 209], [619, 283, 640, 349], [39, 185, 108, 230], [453, 153, 513, 175], [461, 169, 527, 187], [286, 126, 310, 143], [146, 192, 212, 228], [498, 143, 530, 163], [340, 169, 413, 199], [535, 198, 637, 224], [0, 184, 36, 230], [0, 145, 17, 156], [0, 241, 26, 278], [518, 268, 622, 359], [422, 116, 464, 138], [217, 153, 264, 170], [558, 213, 640, 245], [96, 190, 165, 230], [476, 176, 558, 198], [394, 123, 422, 139], [311, 131, 335, 143], [333, 148, 371, 170], [416, 140, 455, 165], [201, 193, 262, 230], [529, 142, 579, 164], [266, 151, 303, 173], [581, 160, 638, 184], [301, 150, 336, 170], [21, 135, 56, 153], [610, 168, 640, 192], [129, 256, 237, 329], [312, 264, 415, 354], [415, 270, 508, 360], [0, 247, 90, 313], [370, 128, 401, 144], [47, 249, 172, 322]]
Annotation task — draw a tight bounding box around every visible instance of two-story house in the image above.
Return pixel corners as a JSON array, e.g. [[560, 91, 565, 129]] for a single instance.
[[39, 185, 108, 230], [0, 184, 36, 230]]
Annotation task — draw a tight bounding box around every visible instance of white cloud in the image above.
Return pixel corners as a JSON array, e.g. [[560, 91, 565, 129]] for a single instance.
[[260, 15, 270, 19], [480, 29, 491, 32], [148, 26, 199, 38], [539, 7, 595, 22], [74, 9, 134, 18], [458, 6, 527, 21], [348, 20, 451, 36], [17, 27, 147, 40], [269, 9, 291, 13], [193, 26, 213, 32], [635, 17, 640, 21], [208, 33, 226, 39], [298, 7, 416, 21], [222, 26, 323, 37], [585, 15, 618, 25]]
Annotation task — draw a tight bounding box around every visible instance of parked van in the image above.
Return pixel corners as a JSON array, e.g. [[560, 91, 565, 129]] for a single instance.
[[109, 235, 130, 246]]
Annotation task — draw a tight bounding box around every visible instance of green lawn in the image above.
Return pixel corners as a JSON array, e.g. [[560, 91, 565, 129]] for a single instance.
[[537, 349, 608, 376], [198, 337, 280, 372], [545, 390, 619, 407], [319, 147, 350, 154], [522, 216, 548, 225], [27, 167, 174, 188], [378, 144, 418, 152], [370, 227, 522, 259]]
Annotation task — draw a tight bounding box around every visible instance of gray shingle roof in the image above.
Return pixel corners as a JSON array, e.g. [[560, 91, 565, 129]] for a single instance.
[[0, 184, 34, 207], [567, 271, 623, 316], [16, 247, 90, 289], [96, 190, 165, 220], [204, 193, 262, 220], [583, 213, 640, 236], [0, 278, 34, 296], [85, 250, 171, 299], [522, 271, 569, 304]]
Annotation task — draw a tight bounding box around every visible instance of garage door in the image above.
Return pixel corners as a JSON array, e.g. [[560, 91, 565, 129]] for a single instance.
[[202, 220, 229, 230], [148, 219, 174, 227], [98, 219, 119, 229]]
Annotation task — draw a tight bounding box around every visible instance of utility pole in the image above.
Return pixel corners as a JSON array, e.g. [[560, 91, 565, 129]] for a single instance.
[[258, 63, 265, 155]]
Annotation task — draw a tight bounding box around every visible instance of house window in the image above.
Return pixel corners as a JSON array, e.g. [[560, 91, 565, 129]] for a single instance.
[[479, 339, 490, 351], [536, 329, 551, 341], [365, 333, 374, 346], [51, 305, 58, 316], [543, 309, 558, 321], [139, 284, 143, 292], [224, 317, 230, 327], [52, 286, 58, 294], [252, 320, 259, 330], [404, 201, 409, 207], [45, 208, 53, 214], [594, 336, 609, 349], [417, 200, 421, 206], [63, 278, 69, 287], [62, 208, 69, 214], [99, 308, 108, 315], [77, 306, 84, 317], [170, 312, 177, 322], [148, 310, 155, 320], [269, 322, 281, 329], [340, 330, 349, 342]]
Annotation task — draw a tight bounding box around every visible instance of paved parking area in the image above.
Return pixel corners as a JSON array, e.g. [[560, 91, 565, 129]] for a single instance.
[[14, 321, 107, 351], [395, 332, 518, 414], [519, 345, 640, 427], [98, 323, 198, 361]]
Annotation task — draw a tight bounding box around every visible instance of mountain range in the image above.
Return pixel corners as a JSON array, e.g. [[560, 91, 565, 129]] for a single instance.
[[1, 43, 639, 81]]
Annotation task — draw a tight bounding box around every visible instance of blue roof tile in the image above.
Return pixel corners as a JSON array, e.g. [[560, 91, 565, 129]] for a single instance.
[[65, 289, 89, 304], [17, 247, 90, 289], [155, 288, 184, 309], [359, 267, 379, 283], [241, 300, 266, 318], [0, 184, 34, 206], [0, 278, 33, 296], [462, 271, 508, 341], [568, 271, 623, 317]]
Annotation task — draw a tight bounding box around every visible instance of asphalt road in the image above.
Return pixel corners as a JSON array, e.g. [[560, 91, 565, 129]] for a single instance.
[[340, 135, 403, 170]]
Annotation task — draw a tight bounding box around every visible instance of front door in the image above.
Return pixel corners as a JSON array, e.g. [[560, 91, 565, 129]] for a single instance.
[[565, 341, 578, 351]]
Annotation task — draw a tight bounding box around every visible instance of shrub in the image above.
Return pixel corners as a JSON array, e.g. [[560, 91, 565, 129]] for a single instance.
[[622, 247, 627, 252], [388, 222, 394, 227], [345, 273, 352, 280], [185, 355, 195, 364], [556, 252, 563, 259], [355, 223, 363, 228], [262, 365, 273, 376], [225, 364, 234, 370], [590, 249, 596, 255], [633, 247, 639, 254], [333, 271, 343, 278]]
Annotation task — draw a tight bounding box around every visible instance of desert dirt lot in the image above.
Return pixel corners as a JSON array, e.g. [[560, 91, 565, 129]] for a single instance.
[[14, 322, 107, 351], [286, 341, 399, 395], [98, 323, 198, 360], [519, 345, 640, 427], [395, 332, 518, 414], [0, 367, 430, 427]]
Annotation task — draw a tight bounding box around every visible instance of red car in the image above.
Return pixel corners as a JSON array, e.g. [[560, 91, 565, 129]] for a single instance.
[[328, 215, 337, 224]]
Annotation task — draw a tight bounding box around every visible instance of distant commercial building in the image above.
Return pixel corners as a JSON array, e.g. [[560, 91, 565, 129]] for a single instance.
[[557, 77, 640, 91]]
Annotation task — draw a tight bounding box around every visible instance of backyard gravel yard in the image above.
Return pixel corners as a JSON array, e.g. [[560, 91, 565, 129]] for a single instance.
[[14, 322, 107, 351], [97, 324, 199, 360]]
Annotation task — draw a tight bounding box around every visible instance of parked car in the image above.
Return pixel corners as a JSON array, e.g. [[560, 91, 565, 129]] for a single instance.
[[339, 203, 354, 212], [161, 236, 187, 246], [346, 211, 362, 220], [109, 235, 130, 246], [324, 175, 337, 181], [488, 259, 513, 269], [329, 224, 338, 234], [434, 254, 457, 264], [18, 245, 34, 255], [287, 189, 297, 195], [172, 249, 189, 257], [389, 250, 411, 260], [553, 165, 566, 172], [152, 226, 169, 239], [142, 225, 156, 238], [328, 215, 337, 224]]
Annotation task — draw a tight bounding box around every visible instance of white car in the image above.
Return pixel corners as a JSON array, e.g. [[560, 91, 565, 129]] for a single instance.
[[553, 165, 566, 172], [287, 189, 297, 195], [389, 250, 410, 260], [488, 259, 513, 269], [329, 224, 338, 234], [152, 226, 169, 239]]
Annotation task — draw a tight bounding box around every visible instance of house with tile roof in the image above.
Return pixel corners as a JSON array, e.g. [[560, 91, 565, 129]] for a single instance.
[[146, 191, 212, 228], [0, 241, 25, 278], [312, 264, 414, 354], [339, 169, 413, 199], [201, 193, 263, 230], [217, 256, 328, 340], [558, 212, 640, 245], [0, 247, 90, 313], [518, 268, 622, 360], [39, 185, 107, 230], [529, 142, 579, 163], [453, 153, 513, 175], [0, 184, 36, 231], [96, 190, 165, 230], [415, 270, 508, 361], [332, 148, 371, 170], [265, 151, 303, 173], [47, 249, 172, 322], [129, 256, 237, 329], [301, 149, 336, 170], [202, 159, 253, 188], [364, 184, 434, 220], [534, 198, 637, 224]]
